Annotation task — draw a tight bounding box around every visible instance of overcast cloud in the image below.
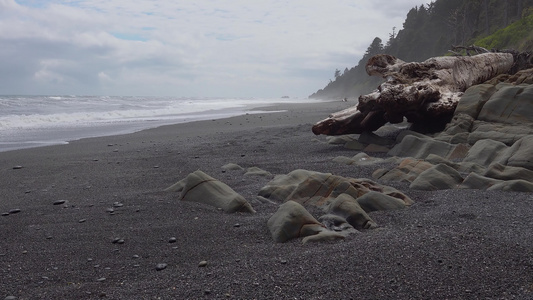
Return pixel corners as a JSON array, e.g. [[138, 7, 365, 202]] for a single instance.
[[1, 0, 429, 97]]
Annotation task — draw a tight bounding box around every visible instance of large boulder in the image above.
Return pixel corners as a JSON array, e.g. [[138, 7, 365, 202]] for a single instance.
[[373, 158, 434, 183], [327, 194, 376, 230], [477, 84, 533, 124], [505, 135, 533, 171], [259, 169, 412, 208], [462, 139, 509, 167], [388, 135, 462, 160], [267, 201, 326, 243], [166, 170, 255, 213], [454, 84, 498, 118], [409, 163, 464, 191]]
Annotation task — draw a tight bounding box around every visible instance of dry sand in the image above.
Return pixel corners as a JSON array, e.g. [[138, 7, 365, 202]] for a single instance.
[[1, 101, 532, 299]]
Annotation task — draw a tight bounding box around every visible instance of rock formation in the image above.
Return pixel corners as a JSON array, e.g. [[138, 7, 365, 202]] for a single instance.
[[312, 52, 525, 135], [166, 170, 256, 213], [327, 70, 533, 193], [260, 169, 413, 242]]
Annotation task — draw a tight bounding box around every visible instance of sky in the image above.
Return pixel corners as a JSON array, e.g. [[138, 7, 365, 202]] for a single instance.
[[0, 0, 430, 97]]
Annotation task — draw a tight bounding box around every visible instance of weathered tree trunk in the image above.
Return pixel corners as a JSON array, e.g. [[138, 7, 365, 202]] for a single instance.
[[312, 52, 515, 135]]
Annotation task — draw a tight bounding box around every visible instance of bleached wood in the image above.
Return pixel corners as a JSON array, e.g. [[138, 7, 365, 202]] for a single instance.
[[312, 53, 515, 135]]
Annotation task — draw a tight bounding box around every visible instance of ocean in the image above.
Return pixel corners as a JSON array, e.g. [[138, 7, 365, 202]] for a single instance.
[[0, 95, 323, 152]]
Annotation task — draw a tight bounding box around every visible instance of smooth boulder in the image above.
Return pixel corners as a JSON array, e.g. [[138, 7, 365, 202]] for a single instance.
[[166, 170, 255, 213]]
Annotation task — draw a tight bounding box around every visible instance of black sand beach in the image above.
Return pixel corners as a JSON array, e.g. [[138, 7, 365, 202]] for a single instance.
[[1, 101, 532, 299]]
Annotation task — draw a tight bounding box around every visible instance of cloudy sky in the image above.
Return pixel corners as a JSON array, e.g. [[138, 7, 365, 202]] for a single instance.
[[1, 0, 429, 97]]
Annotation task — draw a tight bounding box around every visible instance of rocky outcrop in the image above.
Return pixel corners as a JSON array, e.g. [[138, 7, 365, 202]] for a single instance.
[[260, 169, 413, 242], [166, 170, 256, 213], [368, 73, 533, 192], [312, 53, 517, 135]]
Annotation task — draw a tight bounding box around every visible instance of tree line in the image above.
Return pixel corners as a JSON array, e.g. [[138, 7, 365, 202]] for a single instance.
[[310, 0, 533, 100]]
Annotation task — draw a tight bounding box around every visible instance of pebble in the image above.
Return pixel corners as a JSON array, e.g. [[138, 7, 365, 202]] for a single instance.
[[233, 223, 241, 228], [12, 166, 23, 170], [198, 260, 208, 267], [78, 219, 86, 223], [96, 277, 106, 282], [1, 212, 9, 216], [112, 238, 124, 244], [53, 200, 66, 205], [113, 202, 123, 208], [106, 208, 115, 213], [280, 259, 288, 264], [156, 263, 167, 271], [132, 254, 140, 259], [168, 237, 177, 243]]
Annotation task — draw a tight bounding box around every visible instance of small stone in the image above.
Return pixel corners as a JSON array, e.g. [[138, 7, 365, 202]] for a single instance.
[[46, 236, 53, 240], [233, 223, 241, 228], [198, 260, 208, 267], [156, 263, 167, 271], [112, 202, 123, 208], [78, 219, 86, 223], [168, 237, 177, 243], [96, 277, 106, 282], [106, 208, 115, 213], [132, 254, 140, 259], [12, 166, 23, 170], [53, 200, 66, 205], [280, 259, 287, 265], [1, 212, 10, 216], [112, 238, 124, 244], [153, 166, 159, 169]]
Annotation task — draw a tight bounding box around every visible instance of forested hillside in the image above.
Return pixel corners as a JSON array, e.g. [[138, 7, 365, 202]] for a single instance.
[[310, 0, 533, 100]]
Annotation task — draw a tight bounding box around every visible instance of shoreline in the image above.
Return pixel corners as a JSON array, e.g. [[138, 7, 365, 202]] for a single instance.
[[1, 100, 532, 299], [0, 99, 336, 153]]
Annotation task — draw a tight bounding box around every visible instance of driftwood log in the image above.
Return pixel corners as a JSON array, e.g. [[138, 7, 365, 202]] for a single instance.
[[312, 52, 517, 135]]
